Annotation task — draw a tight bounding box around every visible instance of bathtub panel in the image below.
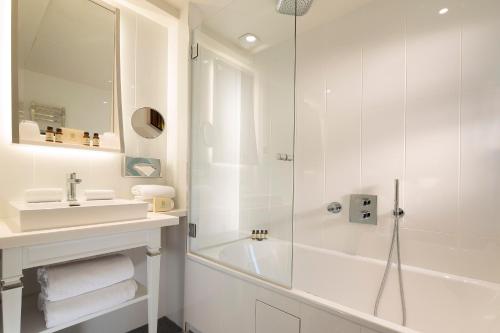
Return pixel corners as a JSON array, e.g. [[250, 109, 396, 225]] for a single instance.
[[256, 287, 301, 317], [185, 258, 257, 333], [256, 301, 300, 333], [362, 329, 382, 333], [300, 303, 361, 333]]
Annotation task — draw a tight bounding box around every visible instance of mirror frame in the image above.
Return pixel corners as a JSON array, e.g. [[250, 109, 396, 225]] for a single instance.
[[11, 0, 124, 153]]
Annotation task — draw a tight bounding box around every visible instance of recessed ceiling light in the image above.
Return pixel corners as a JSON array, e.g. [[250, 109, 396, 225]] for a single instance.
[[439, 8, 449, 15], [245, 34, 257, 43], [239, 33, 260, 49]]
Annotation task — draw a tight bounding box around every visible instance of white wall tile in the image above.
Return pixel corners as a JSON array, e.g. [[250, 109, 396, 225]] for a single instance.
[[404, 0, 461, 234], [459, 0, 500, 240], [360, 2, 405, 232], [293, 0, 500, 284], [135, 16, 168, 112], [119, 7, 136, 113], [294, 29, 327, 247], [323, 20, 363, 254]]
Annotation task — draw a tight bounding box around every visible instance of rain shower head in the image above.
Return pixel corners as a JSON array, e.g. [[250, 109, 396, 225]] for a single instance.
[[276, 0, 314, 16]]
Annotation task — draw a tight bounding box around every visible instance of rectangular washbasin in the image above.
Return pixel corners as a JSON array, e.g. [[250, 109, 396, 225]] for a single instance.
[[9, 199, 149, 232]]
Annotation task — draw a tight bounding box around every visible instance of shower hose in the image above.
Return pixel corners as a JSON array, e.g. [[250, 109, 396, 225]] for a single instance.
[[373, 179, 407, 326]]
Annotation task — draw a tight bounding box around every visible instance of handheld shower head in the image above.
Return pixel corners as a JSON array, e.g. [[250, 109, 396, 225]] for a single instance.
[[276, 0, 314, 16]]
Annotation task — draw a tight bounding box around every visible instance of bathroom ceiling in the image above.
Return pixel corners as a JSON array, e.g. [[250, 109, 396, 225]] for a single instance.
[[192, 0, 372, 53]]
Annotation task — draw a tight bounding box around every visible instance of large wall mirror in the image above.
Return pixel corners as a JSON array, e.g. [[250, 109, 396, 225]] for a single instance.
[[12, 0, 123, 152]]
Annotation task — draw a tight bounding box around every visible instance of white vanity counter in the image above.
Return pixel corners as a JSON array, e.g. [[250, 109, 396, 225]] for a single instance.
[[0, 213, 179, 333], [0, 212, 178, 249]]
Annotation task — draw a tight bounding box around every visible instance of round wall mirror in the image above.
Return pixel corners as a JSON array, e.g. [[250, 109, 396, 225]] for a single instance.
[[131, 107, 165, 139]]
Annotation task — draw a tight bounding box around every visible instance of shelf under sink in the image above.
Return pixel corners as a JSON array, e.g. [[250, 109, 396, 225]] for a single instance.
[[7, 283, 148, 333]]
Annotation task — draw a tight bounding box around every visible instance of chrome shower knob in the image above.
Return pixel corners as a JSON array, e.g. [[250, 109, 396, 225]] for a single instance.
[[361, 211, 371, 219], [327, 202, 342, 214], [393, 208, 405, 217]]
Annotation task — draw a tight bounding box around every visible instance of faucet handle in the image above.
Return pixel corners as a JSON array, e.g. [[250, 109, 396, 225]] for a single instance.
[[67, 172, 82, 183]]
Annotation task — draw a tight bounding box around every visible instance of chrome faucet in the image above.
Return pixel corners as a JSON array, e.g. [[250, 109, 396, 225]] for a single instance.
[[66, 172, 82, 202]]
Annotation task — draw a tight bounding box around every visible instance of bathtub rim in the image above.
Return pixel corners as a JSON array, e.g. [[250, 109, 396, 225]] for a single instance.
[[186, 252, 418, 333]]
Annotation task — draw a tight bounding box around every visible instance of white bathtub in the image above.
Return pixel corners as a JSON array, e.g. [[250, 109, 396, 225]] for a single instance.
[[197, 238, 292, 286], [196, 239, 500, 333]]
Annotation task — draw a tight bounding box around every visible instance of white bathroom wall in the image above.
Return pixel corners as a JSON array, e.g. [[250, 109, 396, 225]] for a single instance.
[[120, 5, 170, 177], [294, 0, 500, 284], [0, 0, 176, 216], [0, 0, 188, 330]]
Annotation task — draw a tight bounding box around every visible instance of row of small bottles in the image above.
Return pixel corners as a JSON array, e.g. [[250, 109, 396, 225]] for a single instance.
[[251, 229, 268, 241], [45, 126, 100, 147]]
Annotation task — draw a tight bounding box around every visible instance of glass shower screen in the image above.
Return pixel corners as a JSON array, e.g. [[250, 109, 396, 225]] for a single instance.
[[188, 0, 296, 287]]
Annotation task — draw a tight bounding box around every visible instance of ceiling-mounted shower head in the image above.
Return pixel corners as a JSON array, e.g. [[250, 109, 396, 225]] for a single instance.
[[276, 0, 314, 16]]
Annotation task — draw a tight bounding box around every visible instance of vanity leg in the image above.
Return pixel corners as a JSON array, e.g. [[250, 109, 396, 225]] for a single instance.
[[147, 248, 161, 333], [2, 248, 23, 333]]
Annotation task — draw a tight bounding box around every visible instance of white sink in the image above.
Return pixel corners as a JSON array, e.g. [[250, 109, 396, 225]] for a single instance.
[[9, 199, 149, 232]]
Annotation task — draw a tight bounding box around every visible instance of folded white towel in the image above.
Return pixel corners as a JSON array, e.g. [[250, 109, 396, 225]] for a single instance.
[[131, 185, 175, 200], [25, 188, 63, 203], [84, 190, 115, 201], [37, 254, 134, 302], [40, 279, 138, 328]]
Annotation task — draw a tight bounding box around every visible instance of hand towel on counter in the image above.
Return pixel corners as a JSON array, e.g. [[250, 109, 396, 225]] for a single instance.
[[40, 279, 138, 328], [131, 185, 176, 200], [25, 188, 63, 203], [37, 254, 134, 302], [84, 189, 115, 201]]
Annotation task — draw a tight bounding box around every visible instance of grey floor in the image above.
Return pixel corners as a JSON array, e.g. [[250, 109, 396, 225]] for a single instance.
[[128, 317, 183, 333]]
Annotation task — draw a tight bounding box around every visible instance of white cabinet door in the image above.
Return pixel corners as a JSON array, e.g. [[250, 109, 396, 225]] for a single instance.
[[256, 300, 300, 333]]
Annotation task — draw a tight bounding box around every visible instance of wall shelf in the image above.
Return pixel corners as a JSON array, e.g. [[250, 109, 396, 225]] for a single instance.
[[18, 139, 121, 153]]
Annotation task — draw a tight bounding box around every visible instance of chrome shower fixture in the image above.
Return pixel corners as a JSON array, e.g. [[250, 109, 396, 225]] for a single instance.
[[374, 179, 407, 326], [276, 0, 314, 16]]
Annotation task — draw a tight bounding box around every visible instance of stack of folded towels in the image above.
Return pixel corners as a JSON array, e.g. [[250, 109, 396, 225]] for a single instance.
[[37, 254, 137, 328], [131, 185, 176, 211]]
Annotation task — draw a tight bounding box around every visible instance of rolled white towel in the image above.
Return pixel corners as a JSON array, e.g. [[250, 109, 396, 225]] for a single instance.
[[25, 188, 63, 203], [40, 279, 138, 328], [84, 190, 115, 201], [37, 254, 134, 302], [131, 185, 175, 200]]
